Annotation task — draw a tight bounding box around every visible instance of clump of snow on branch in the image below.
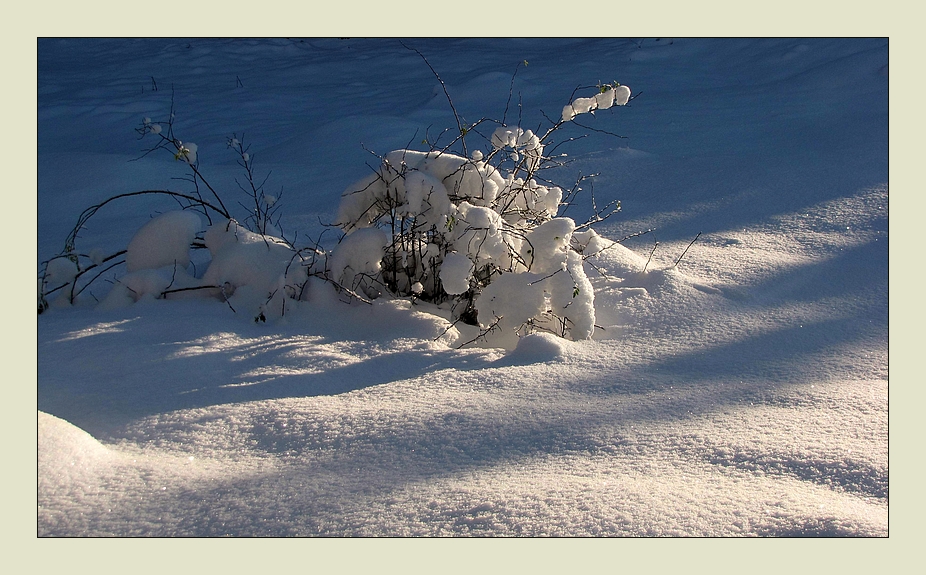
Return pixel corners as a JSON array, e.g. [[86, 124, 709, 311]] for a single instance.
[[491, 126, 544, 172], [328, 227, 388, 299], [142, 117, 162, 134], [440, 251, 475, 295], [125, 210, 202, 272], [44, 257, 79, 289], [562, 83, 631, 122], [174, 141, 198, 163], [200, 219, 316, 319], [96, 214, 319, 321]]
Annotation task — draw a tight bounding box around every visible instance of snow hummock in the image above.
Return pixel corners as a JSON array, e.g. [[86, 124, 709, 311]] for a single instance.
[[125, 210, 201, 272], [39, 411, 114, 483], [505, 332, 569, 363]]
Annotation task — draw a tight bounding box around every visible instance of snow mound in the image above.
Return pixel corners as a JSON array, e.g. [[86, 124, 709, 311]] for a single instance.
[[38, 411, 115, 486], [44, 256, 79, 287], [125, 210, 202, 272], [505, 332, 569, 363], [201, 219, 310, 318], [362, 299, 463, 344], [580, 237, 649, 274]]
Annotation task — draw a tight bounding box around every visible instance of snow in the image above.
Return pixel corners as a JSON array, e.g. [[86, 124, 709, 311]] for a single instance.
[[35, 37, 892, 540], [440, 251, 474, 295], [562, 84, 631, 122], [44, 255, 78, 287], [125, 210, 201, 272], [39, 411, 114, 482], [328, 226, 388, 296]]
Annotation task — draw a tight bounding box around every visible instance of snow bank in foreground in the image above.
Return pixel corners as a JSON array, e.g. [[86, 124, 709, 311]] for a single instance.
[[38, 411, 115, 487]]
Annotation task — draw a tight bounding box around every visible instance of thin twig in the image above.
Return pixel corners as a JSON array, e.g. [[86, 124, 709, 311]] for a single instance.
[[434, 317, 462, 342], [161, 285, 222, 298], [643, 239, 659, 273], [502, 60, 526, 127], [65, 191, 223, 254], [582, 228, 656, 260], [674, 232, 702, 267], [401, 42, 467, 158], [456, 315, 504, 349]]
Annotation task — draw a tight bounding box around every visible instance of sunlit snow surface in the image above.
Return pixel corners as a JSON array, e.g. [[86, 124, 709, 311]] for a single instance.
[[37, 38, 888, 536]]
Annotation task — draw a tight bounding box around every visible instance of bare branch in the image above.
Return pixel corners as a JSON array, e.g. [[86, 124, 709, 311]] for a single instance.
[[674, 232, 702, 267], [64, 190, 225, 255], [643, 238, 659, 273], [401, 42, 468, 157], [456, 315, 504, 349]]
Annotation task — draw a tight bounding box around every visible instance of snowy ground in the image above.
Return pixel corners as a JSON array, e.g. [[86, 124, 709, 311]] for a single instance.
[[36, 37, 889, 538]]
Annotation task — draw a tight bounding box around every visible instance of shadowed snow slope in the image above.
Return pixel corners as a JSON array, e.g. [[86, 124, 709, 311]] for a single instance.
[[38, 38, 887, 536]]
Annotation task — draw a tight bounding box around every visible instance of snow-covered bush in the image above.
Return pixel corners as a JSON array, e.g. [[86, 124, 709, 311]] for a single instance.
[[331, 82, 631, 341], [37, 109, 325, 322], [39, 69, 632, 345]]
